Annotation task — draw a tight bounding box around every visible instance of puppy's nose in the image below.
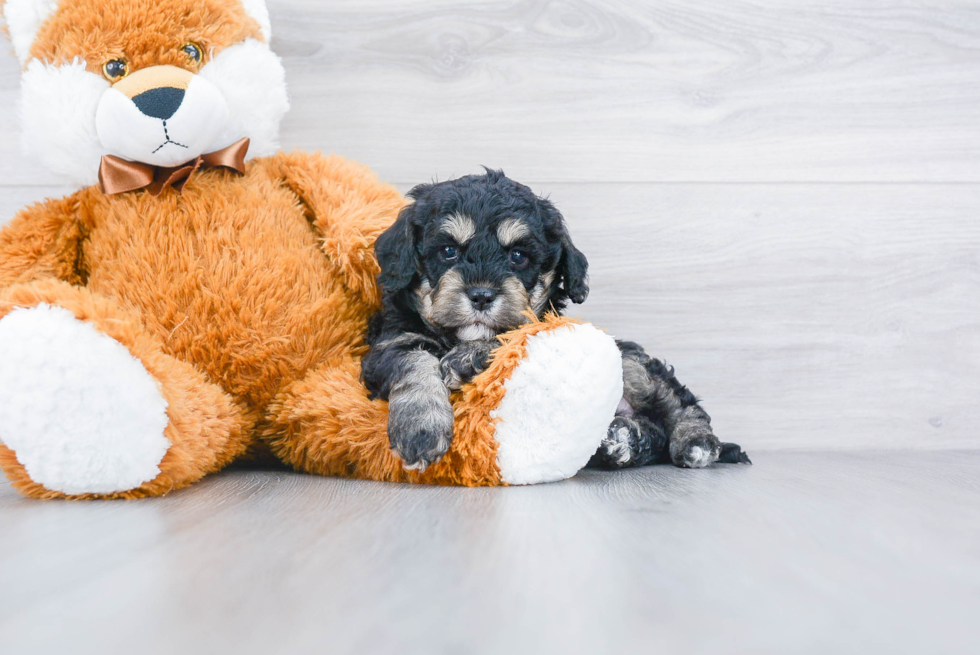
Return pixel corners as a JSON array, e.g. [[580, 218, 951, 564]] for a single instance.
[[131, 87, 186, 120], [467, 287, 497, 310]]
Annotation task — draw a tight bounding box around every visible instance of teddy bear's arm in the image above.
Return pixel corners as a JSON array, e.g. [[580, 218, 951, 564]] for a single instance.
[[263, 151, 406, 307], [0, 194, 87, 288]]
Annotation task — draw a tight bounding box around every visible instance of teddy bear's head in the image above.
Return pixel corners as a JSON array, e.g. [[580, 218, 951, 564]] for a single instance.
[[1, 0, 289, 187]]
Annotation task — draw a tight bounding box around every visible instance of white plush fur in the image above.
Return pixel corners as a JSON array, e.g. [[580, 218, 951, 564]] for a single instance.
[[491, 324, 624, 485], [0, 305, 171, 495], [240, 0, 272, 42], [2, 0, 59, 64], [198, 38, 289, 158], [19, 58, 108, 187], [18, 39, 287, 187]]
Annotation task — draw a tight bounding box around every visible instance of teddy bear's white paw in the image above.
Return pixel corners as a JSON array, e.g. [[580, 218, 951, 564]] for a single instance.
[[491, 323, 623, 485], [0, 304, 170, 495]]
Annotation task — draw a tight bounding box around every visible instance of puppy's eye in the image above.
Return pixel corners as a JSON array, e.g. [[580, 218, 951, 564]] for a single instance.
[[102, 59, 129, 81], [509, 249, 529, 269], [440, 245, 459, 261], [182, 43, 204, 63]]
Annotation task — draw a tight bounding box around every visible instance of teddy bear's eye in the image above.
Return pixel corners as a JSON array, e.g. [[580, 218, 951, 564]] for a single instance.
[[102, 59, 129, 81], [182, 43, 204, 63]]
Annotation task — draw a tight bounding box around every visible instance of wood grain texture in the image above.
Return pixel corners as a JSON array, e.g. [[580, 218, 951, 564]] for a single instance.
[[556, 183, 980, 451], [1, 451, 978, 655], [1, 0, 980, 185]]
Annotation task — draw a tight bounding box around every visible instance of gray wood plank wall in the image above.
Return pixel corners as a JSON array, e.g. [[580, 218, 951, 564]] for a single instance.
[[1, 1, 978, 450]]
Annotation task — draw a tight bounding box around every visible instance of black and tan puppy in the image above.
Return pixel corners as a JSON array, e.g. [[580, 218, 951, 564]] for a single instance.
[[361, 169, 750, 471]]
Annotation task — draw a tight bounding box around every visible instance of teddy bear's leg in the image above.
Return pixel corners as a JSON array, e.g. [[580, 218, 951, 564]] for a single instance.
[[0, 281, 250, 499], [262, 355, 516, 485], [263, 316, 623, 486], [466, 318, 625, 485]]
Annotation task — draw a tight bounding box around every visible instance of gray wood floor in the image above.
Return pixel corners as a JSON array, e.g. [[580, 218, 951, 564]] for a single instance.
[[2, 452, 978, 655], [1, 2, 979, 652]]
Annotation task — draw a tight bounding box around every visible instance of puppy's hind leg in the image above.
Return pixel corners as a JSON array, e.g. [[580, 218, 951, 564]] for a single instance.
[[615, 341, 750, 469], [667, 404, 722, 468], [668, 403, 752, 467]]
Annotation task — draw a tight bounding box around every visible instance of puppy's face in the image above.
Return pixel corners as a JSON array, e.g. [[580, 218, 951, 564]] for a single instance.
[[376, 170, 589, 341], [416, 211, 553, 341]]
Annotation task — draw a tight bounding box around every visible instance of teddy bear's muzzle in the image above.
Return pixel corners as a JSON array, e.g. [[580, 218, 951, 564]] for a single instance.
[[110, 65, 194, 121], [94, 64, 233, 168]]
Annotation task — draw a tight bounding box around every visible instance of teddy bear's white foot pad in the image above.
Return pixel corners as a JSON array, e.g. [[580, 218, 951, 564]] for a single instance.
[[492, 323, 623, 485], [0, 304, 170, 494]]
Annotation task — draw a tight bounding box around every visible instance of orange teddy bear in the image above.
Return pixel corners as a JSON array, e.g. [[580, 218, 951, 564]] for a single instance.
[[0, 0, 623, 498]]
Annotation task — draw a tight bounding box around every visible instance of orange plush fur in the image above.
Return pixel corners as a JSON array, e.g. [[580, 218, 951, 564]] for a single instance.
[[0, 152, 406, 498], [28, 0, 264, 73]]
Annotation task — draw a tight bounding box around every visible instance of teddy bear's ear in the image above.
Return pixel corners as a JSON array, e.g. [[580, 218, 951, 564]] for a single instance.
[[1, 1, 272, 61], [239, 0, 272, 42], [2, 0, 60, 65]]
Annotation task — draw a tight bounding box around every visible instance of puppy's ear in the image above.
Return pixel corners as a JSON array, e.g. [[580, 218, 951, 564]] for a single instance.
[[376, 199, 424, 295], [558, 233, 590, 304], [375, 182, 439, 294], [538, 197, 589, 307]]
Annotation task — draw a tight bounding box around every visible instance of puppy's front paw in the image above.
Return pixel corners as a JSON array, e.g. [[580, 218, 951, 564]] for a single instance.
[[387, 390, 455, 471], [440, 339, 496, 390], [671, 433, 722, 469]]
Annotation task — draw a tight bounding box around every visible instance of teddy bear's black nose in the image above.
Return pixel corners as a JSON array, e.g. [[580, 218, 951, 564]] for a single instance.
[[131, 87, 186, 120]]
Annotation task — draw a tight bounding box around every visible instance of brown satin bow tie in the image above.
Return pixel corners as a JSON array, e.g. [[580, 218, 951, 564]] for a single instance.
[[98, 137, 250, 196]]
